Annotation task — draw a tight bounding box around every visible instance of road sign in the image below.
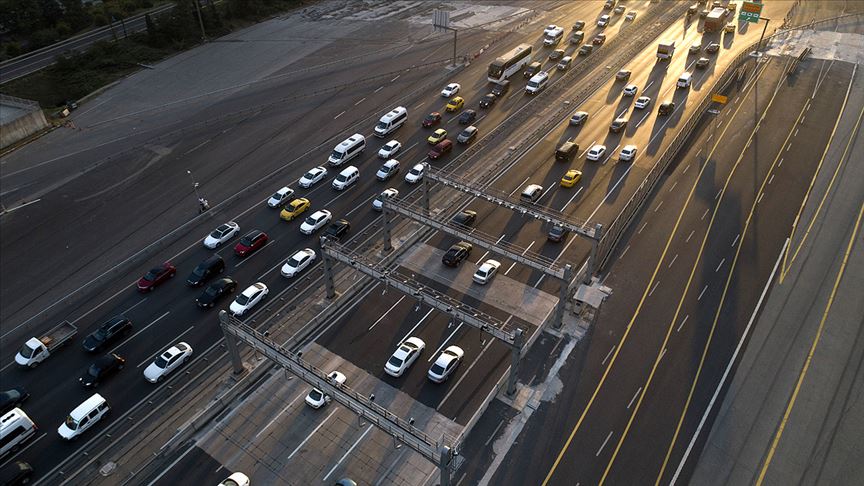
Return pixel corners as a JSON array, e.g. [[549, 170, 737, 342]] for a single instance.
[[740, 1, 763, 23], [711, 94, 728, 104], [433, 9, 450, 31]]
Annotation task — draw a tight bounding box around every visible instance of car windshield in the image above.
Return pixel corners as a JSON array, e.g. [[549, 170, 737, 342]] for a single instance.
[[205, 286, 220, 297], [330, 150, 343, 160], [64, 415, 79, 430], [18, 343, 35, 358], [144, 268, 161, 280], [424, 114, 436, 121], [288, 258, 300, 268], [388, 356, 404, 367], [270, 191, 282, 199], [410, 169, 421, 175], [192, 266, 207, 277], [87, 364, 102, 376], [336, 174, 347, 182], [239, 236, 253, 246], [236, 293, 251, 305], [375, 121, 387, 130], [303, 171, 315, 180], [154, 356, 169, 369], [430, 363, 445, 375], [308, 389, 323, 401], [93, 328, 108, 341]]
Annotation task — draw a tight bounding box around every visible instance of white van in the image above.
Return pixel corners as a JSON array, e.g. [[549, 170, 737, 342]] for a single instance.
[[58, 393, 109, 440], [374, 107, 407, 138], [543, 26, 564, 46], [1, 408, 36, 458], [328, 134, 366, 166], [332, 166, 359, 190], [677, 72, 693, 89], [525, 71, 549, 94]]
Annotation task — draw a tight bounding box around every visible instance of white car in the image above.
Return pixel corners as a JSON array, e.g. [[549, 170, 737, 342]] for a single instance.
[[385, 337, 425, 377], [144, 342, 192, 383], [634, 96, 651, 109], [372, 188, 399, 211], [586, 144, 607, 161], [619, 145, 638, 162], [405, 163, 425, 184], [203, 221, 240, 249], [305, 371, 347, 409], [267, 186, 294, 208], [543, 24, 560, 36], [428, 346, 464, 383], [622, 84, 638, 97], [300, 210, 332, 235], [597, 15, 610, 27], [229, 282, 268, 316], [378, 140, 401, 159], [218, 472, 250, 486], [473, 259, 501, 285], [441, 82, 460, 97], [281, 248, 316, 277], [298, 166, 328, 188], [376, 159, 400, 181]]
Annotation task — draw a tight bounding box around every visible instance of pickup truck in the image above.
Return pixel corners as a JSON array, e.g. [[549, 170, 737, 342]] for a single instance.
[[14, 321, 78, 368]]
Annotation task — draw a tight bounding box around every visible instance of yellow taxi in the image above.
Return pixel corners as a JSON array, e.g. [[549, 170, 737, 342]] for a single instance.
[[279, 198, 310, 221], [445, 96, 464, 112], [560, 169, 583, 188], [427, 128, 447, 144]]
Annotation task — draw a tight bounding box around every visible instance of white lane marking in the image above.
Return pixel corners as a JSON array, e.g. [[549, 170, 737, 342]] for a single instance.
[[476, 234, 506, 264], [533, 274, 545, 288], [645, 80, 655, 90], [323, 425, 374, 481], [579, 141, 596, 158], [508, 177, 530, 197], [731, 233, 740, 247], [3, 198, 42, 213], [648, 281, 660, 297], [637, 111, 651, 127], [334, 111, 345, 119], [369, 296, 407, 331], [778, 158, 783, 167], [504, 261, 518, 276], [677, 315, 689, 333], [109, 311, 169, 355], [427, 322, 464, 362], [287, 408, 339, 459], [233, 240, 276, 267], [123, 297, 149, 315], [654, 200, 664, 212], [601, 144, 619, 165], [354, 97, 366, 106], [596, 431, 614, 456], [619, 244, 630, 260], [768, 173, 775, 185], [669, 180, 678, 192], [659, 347, 667, 362], [136, 325, 195, 368], [757, 192, 765, 204], [391, 75, 401, 82], [715, 188, 722, 200], [668, 253, 678, 268], [715, 258, 726, 272], [683, 163, 691, 174], [538, 184, 555, 202], [398, 309, 434, 345], [786, 143, 791, 152], [560, 186, 584, 212], [701, 208, 709, 220], [439, 334, 497, 410], [255, 393, 305, 439], [374, 86, 384, 93], [686, 229, 695, 243], [638, 222, 648, 234], [602, 345, 616, 365], [697, 284, 708, 301], [627, 387, 642, 409], [183, 139, 210, 155]]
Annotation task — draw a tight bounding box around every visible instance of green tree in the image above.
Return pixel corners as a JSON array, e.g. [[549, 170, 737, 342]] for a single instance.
[[0, 0, 44, 36], [39, 0, 64, 27], [60, 0, 92, 31]]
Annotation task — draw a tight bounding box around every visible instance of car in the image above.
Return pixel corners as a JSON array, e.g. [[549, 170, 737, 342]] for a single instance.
[[523, 61, 542, 78], [724, 23, 735, 33], [267, 186, 294, 208], [549, 49, 565, 61], [229, 282, 268, 316], [572, 20, 585, 30], [280, 198, 311, 221], [376, 159, 400, 181], [234, 230, 268, 257], [560, 169, 582, 187], [422, 112, 442, 127], [185, 254, 224, 287], [218, 472, 250, 486], [427, 128, 447, 144], [451, 209, 477, 227], [473, 259, 500, 285], [520, 183, 544, 203], [79, 354, 125, 388], [622, 84, 638, 97], [695, 57, 711, 69], [378, 140, 401, 159], [0, 461, 34, 486], [0, 388, 29, 415], [440, 82, 460, 97], [196, 277, 237, 308], [578, 44, 594, 56], [479, 93, 497, 108], [543, 24, 560, 36], [372, 188, 399, 211], [569, 30, 585, 45], [634, 96, 651, 109], [689, 42, 702, 54], [427, 346, 464, 383], [547, 224, 569, 242], [281, 248, 316, 278], [699, 9, 710, 18], [203, 221, 240, 249], [614, 5, 626, 14], [384, 337, 425, 377], [445, 96, 464, 112], [457, 126, 478, 144], [616, 69, 632, 81], [619, 144, 638, 162], [405, 164, 425, 183], [597, 14, 610, 27], [609, 116, 628, 133], [300, 210, 332, 235], [727, 3, 738, 13], [442, 241, 472, 267], [298, 166, 327, 188], [323, 219, 350, 241], [658, 101, 675, 115], [706, 42, 720, 53], [586, 144, 607, 161], [570, 111, 589, 126], [305, 371, 347, 409], [137, 261, 176, 292], [428, 139, 452, 159], [557, 56, 573, 71], [625, 11, 637, 21], [82, 316, 132, 353], [458, 109, 476, 125]]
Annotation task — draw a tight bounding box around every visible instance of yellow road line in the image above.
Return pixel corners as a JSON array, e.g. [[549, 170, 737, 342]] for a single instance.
[[598, 61, 784, 485], [756, 199, 864, 485], [540, 57, 772, 486]]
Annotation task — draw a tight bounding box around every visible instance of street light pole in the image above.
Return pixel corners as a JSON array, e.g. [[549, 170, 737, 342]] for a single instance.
[[187, 170, 208, 212]]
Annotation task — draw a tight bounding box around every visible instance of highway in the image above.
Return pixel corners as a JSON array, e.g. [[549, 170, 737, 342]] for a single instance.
[[2, 0, 862, 485]]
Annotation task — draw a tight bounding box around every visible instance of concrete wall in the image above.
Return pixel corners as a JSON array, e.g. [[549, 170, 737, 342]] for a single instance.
[[0, 95, 49, 149]]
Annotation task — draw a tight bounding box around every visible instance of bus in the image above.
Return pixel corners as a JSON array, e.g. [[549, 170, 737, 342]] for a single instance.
[[488, 44, 533, 83]]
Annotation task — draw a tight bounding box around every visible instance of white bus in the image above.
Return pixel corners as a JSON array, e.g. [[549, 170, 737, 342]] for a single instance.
[[374, 106, 407, 138], [488, 44, 533, 84]]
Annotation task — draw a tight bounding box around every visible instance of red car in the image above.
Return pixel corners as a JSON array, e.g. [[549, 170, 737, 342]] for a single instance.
[[137, 262, 176, 292], [234, 230, 269, 257], [422, 112, 442, 128], [427, 139, 453, 159]]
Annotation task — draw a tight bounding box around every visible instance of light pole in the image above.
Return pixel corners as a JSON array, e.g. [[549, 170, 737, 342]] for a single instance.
[[187, 170, 208, 212]]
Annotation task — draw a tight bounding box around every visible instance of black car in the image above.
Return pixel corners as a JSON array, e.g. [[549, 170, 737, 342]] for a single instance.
[[572, 20, 585, 31], [0, 388, 29, 414], [196, 277, 238, 308], [442, 242, 473, 267], [609, 117, 628, 133], [79, 354, 125, 388], [186, 254, 225, 287], [323, 219, 351, 241], [578, 44, 593, 56], [548, 49, 565, 61], [458, 109, 477, 125], [479, 93, 497, 109], [547, 225, 569, 242], [451, 210, 477, 227], [0, 461, 33, 486], [82, 316, 132, 352], [658, 101, 675, 116]]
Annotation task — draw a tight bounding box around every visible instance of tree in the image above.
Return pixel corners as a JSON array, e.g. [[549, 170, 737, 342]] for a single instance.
[[39, 0, 64, 27], [0, 0, 44, 37], [60, 0, 92, 31]]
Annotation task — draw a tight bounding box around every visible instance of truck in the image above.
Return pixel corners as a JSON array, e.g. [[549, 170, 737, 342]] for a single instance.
[[657, 41, 676, 60], [14, 321, 78, 368], [704, 7, 728, 32]]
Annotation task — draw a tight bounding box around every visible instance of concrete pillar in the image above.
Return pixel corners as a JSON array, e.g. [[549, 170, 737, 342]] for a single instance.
[[383, 205, 393, 252], [553, 264, 573, 329], [218, 311, 245, 375], [585, 223, 604, 283], [320, 237, 336, 299], [506, 328, 524, 396], [439, 445, 452, 486], [422, 171, 431, 216]]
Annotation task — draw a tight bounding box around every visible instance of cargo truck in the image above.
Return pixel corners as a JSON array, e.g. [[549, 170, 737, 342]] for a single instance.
[[657, 41, 676, 60], [14, 321, 78, 368], [705, 7, 728, 32]]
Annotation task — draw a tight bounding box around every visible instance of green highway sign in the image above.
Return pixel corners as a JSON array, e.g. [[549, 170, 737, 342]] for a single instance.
[[740, 1, 763, 23]]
